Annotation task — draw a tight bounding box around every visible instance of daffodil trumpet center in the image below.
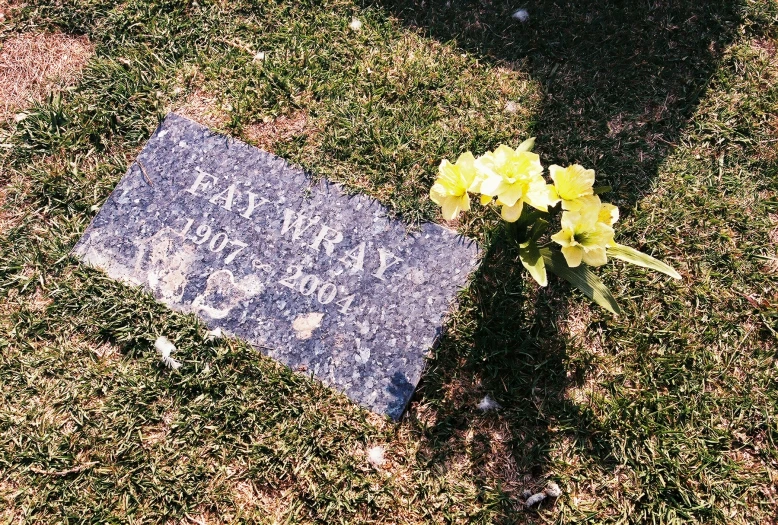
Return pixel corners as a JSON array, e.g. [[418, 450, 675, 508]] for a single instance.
[[572, 232, 590, 245]]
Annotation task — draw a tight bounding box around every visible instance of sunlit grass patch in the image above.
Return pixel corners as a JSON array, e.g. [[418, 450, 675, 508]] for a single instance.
[[0, 0, 777, 523]]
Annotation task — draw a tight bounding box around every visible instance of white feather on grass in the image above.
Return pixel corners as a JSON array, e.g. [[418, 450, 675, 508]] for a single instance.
[[477, 394, 501, 411], [367, 446, 386, 468], [512, 8, 529, 22], [155, 336, 182, 370], [349, 18, 363, 31], [504, 100, 519, 113]]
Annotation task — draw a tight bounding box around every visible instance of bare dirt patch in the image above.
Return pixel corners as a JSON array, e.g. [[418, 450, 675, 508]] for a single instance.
[[244, 111, 310, 153], [232, 479, 295, 521], [91, 340, 122, 361], [202, 460, 296, 522], [471, 420, 525, 496], [174, 89, 231, 130], [0, 31, 94, 121], [754, 114, 778, 166], [26, 287, 52, 312]]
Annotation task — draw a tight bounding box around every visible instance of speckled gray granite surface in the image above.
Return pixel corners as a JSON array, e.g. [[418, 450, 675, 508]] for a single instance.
[[73, 113, 480, 419]]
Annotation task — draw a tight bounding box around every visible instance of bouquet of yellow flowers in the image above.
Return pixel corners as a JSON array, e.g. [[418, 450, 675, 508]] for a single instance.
[[429, 138, 680, 314]]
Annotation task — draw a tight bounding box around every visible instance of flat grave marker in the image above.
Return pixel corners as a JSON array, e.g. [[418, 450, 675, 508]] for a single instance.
[[73, 113, 479, 419]]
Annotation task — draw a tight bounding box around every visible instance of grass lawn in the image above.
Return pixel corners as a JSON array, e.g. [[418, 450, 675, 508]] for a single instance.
[[1, 0, 777, 523]]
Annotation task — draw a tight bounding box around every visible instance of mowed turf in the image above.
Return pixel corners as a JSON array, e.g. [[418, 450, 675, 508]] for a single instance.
[[1, 0, 777, 523]]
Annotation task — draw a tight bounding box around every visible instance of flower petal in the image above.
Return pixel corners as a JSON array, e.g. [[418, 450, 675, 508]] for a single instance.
[[497, 183, 524, 207], [440, 194, 469, 220], [582, 246, 608, 267], [551, 164, 595, 202], [598, 203, 619, 226], [585, 223, 615, 247], [561, 245, 584, 267], [564, 195, 602, 217], [501, 200, 524, 222], [516, 137, 536, 152], [479, 174, 504, 197], [454, 151, 478, 188], [525, 180, 554, 212], [551, 228, 573, 247], [429, 183, 448, 205], [546, 184, 560, 206]]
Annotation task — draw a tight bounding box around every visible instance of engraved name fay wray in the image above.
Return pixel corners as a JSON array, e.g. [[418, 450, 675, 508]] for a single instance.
[[73, 114, 479, 419]]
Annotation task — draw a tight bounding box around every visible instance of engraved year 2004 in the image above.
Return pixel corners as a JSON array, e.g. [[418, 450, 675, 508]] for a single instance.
[[279, 265, 355, 314]]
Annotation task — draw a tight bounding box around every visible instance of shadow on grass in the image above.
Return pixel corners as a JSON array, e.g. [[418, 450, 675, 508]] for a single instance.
[[407, 235, 613, 515], [382, 0, 742, 516], [373, 0, 741, 200], [1, 0, 747, 519]]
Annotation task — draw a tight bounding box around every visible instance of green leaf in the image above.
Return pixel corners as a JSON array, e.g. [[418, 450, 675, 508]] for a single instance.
[[608, 243, 681, 279], [519, 240, 547, 287], [517, 137, 535, 152], [593, 185, 612, 195], [515, 207, 544, 228], [541, 248, 622, 315], [528, 218, 549, 243]]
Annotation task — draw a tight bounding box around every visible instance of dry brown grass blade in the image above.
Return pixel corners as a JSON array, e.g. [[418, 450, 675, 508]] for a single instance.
[[29, 461, 98, 477], [0, 31, 94, 121], [244, 111, 310, 153]]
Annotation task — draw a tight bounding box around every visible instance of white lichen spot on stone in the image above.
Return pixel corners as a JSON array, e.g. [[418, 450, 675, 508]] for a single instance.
[[354, 339, 370, 364], [192, 270, 267, 319], [406, 268, 426, 285], [292, 312, 324, 340], [145, 231, 197, 302]]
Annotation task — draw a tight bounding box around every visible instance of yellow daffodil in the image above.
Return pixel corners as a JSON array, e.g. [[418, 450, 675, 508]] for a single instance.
[[598, 202, 619, 226], [479, 194, 494, 205], [567, 194, 602, 217], [475, 144, 554, 222], [466, 166, 491, 204], [430, 151, 478, 220], [549, 164, 596, 210], [551, 205, 615, 267], [495, 179, 555, 222]]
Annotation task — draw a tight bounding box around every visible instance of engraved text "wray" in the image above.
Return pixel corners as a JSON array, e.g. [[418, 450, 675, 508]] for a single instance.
[[279, 209, 403, 281], [185, 169, 404, 281]]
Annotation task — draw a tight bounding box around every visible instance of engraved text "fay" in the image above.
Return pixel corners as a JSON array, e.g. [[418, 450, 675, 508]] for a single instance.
[[187, 168, 270, 220]]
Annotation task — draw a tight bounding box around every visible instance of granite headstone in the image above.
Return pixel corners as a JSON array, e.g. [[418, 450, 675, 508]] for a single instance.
[[73, 113, 479, 419]]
